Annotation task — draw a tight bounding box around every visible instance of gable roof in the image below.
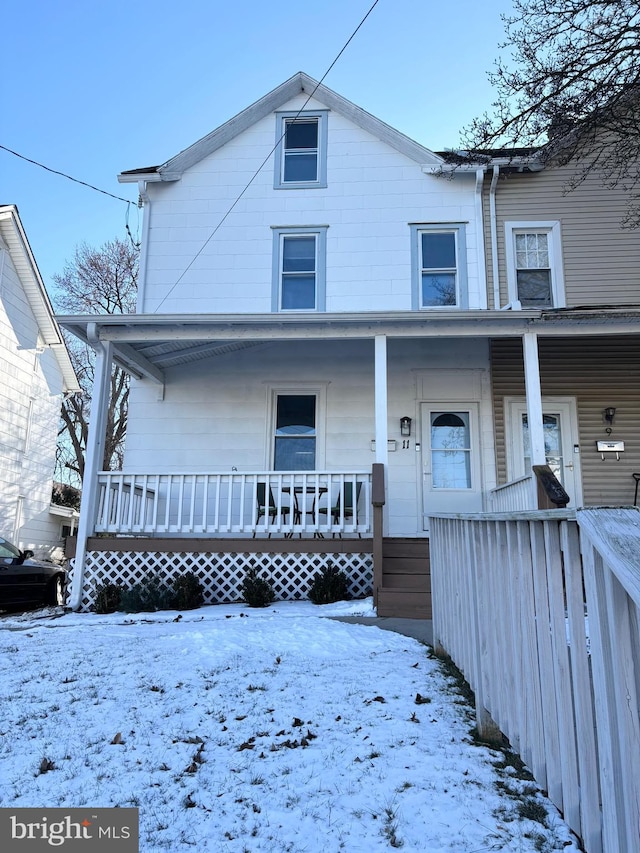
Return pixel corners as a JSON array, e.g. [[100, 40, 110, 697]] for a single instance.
[[0, 205, 79, 392], [118, 72, 444, 183]]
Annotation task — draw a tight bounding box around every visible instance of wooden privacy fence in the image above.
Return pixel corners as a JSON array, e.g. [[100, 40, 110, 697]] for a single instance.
[[429, 507, 640, 853]]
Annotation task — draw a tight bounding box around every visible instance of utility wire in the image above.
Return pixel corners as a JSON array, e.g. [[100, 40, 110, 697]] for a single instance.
[[153, 0, 381, 312], [1, 143, 141, 249], [0, 143, 135, 205]]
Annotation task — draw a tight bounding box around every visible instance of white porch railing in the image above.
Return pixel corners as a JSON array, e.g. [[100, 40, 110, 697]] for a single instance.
[[94, 471, 371, 537], [487, 474, 534, 511], [430, 507, 640, 853]]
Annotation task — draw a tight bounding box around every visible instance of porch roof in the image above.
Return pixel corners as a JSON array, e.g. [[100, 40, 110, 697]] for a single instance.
[[57, 307, 640, 384]]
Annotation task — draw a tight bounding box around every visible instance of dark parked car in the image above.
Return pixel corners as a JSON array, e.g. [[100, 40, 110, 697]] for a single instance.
[[0, 537, 66, 611]]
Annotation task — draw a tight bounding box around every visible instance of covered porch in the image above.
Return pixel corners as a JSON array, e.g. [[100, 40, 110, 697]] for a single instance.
[[58, 308, 640, 613]]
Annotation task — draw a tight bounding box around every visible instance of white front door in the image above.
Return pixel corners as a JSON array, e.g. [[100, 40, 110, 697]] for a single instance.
[[506, 398, 582, 507], [421, 403, 483, 532]]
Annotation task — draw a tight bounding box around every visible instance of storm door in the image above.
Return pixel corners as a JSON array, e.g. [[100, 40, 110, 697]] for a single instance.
[[421, 403, 483, 532], [506, 398, 582, 507]]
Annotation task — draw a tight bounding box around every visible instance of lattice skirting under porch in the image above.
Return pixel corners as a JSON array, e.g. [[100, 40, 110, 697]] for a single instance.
[[69, 548, 374, 612]]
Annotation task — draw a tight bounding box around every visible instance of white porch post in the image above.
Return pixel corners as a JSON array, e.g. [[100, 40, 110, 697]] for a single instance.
[[374, 335, 389, 534], [522, 331, 545, 506], [69, 336, 113, 610], [374, 335, 389, 464]]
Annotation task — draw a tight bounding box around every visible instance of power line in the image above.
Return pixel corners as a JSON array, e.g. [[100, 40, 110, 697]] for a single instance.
[[154, 0, 381, 312], [0, 144, 135, 205]]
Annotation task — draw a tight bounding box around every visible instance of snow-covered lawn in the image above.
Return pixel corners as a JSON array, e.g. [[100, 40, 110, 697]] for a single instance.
[[0, 599, 577, 852]]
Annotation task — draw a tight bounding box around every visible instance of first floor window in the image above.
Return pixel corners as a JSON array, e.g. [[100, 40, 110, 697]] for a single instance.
[[272, 226, 327, 312], [505, 221, 565, 308], [411, 223, 468, 309], [274, 395, 316, 470]]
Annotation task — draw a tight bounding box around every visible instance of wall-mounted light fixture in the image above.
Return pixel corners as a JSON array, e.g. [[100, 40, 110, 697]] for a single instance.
[[400, 416, 412, 437], [604, 407, 616, 425]]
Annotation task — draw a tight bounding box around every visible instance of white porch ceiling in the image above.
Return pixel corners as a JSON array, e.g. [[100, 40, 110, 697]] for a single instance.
[[57, 308, 640, 386]]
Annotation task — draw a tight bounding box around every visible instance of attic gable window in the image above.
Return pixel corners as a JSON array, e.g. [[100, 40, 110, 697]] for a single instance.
[[274, 111, 328, 189]]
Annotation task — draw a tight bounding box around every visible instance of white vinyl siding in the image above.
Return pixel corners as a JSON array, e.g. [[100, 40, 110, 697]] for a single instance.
[[140, 93, 481, 314]]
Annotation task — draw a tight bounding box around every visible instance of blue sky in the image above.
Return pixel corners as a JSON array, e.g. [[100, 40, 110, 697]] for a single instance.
[[3, 0, 513, 296]]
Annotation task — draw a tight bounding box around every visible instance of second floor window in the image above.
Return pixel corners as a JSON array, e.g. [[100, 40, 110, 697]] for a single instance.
[[505, 221, 565, 308], [272, 226, 327, 312], [281, 235, 316, 309], [515, 232, 552, 306], [410, 223, 468, 309], [420, 231, 457, 307]]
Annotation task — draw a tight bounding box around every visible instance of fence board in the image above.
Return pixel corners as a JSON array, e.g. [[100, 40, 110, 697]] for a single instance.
[[430, 507, 640, 853]]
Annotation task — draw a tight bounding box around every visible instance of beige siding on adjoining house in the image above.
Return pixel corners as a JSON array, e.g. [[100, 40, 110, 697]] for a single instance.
[[491, 335, 640, 506], [483, 164, 640, 309]]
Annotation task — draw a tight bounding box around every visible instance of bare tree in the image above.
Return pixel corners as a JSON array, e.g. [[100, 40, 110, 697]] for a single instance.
[[463, 0, 640, 225], [54, 238, 138, 484]]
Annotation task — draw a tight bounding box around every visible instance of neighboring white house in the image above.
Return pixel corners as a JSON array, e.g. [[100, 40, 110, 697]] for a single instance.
[[0, 205, 79, 561], [59, 72, 640, 613]]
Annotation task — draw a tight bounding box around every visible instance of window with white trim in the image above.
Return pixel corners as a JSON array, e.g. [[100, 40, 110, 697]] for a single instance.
[[505, 221, 565, 308], [272, 227, 327, 312], [410, 224, 468, 309], [274, 111, 328, 189], [273, 394, 316, 471]]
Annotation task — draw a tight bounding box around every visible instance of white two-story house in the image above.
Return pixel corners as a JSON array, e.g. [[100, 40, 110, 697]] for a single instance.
[[60, 73, 640, 614], [0, 205, 79, 560]]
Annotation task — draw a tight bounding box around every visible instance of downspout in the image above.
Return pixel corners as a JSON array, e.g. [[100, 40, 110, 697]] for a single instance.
[[137, 181, 151, 312], [489, 165, 501, 309], [475, 168, 488, 308]]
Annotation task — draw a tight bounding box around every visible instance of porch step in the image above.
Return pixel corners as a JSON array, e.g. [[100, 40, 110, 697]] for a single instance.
[[378, 538, 431, 619], [376, 588, 432, 620]]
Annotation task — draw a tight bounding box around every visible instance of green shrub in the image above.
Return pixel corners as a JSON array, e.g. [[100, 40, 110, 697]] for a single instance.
[[120, 574, 172, 613], [308, 563, 350, 605], [170, 571, 204, 610], [241, 568, 275, 608], [93, 581, 123, 614]]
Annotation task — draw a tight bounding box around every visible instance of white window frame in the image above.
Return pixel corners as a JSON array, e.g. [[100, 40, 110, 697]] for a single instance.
[[271, 226, 327, 312], [410, 223, 468, 309], [504, 221, 565, 308], [266, 383, 328, 470], [274, 111, 328, 189]]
